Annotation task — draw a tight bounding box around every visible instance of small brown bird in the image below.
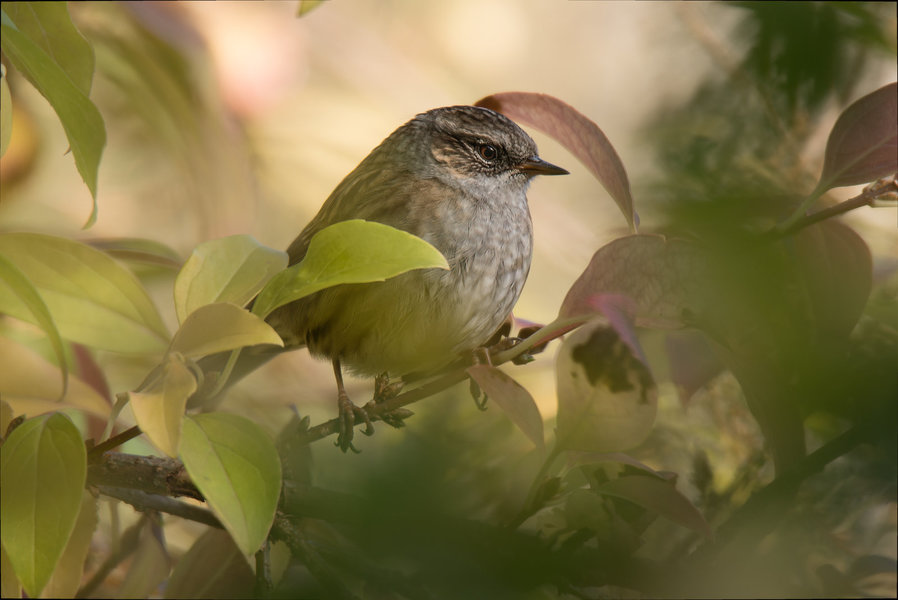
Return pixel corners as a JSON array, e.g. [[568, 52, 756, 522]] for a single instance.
[[267, 105, 567, 450]]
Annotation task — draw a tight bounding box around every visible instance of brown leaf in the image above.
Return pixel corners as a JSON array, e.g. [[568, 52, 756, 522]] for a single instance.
[[559, 234, 707, 329], [792, 220, 873, 339], [817, 82, 898, 191], [466, 364, 544, 449], [476, 92, 637, 230]]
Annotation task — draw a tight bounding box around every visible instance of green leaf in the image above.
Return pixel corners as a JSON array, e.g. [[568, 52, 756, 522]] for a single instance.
[[0, 251, 68, 398], [0, 233, 169, 353], [467, 364, 544, 449], [0, 64, 11, 158], [2, 2, 95, 96], [180, 413, 282, 556], [598, 475, 711, 538], [0, 10, 106, 222], [174, 235, 287, 324], [42, 491, 98, 599], [253, 220, 449, 319], [297, 1, 326, 17], [130, 356, 197, 458], [169, 303, 283, 359], [0, 413, 87, 598]]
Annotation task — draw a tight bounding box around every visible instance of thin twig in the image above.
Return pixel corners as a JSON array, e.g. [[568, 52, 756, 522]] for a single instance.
[[771, 176, 896, 239]]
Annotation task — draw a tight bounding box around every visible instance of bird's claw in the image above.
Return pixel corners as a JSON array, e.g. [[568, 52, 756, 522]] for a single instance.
[[336, 391, 374, 452]]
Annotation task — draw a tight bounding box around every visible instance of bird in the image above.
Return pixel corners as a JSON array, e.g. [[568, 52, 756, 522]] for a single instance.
[[265, 105, 568, 451]]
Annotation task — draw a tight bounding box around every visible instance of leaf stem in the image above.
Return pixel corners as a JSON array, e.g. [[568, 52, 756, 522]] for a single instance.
[[506, 441, 564, 529], [771, 175, 896, 239]]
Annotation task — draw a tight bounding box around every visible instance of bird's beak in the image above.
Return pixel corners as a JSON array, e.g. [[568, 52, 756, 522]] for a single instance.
[[517, 156, 569, 176]]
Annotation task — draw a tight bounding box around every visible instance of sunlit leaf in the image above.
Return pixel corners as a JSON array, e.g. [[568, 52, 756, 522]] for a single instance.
[[180, 413, 282, 556], [130, 356, 197, 457], [165, 529, 254, 599], [168, 303, 283, 359], [0, 12, 105, 221], [253, 220, 448, 319], [556, 320, 657, 453], [476, 91, 637, 230], [0, 336, 110, 418], [0, 233, 169, 353], [41, 491, 98, 599], [559, 234, 707, 329], [467, 364, 544, 449], [598, 475, 711, 538], [174, 235, 287, 324], [816, 82, 898, 191], [0, 413, 87, 598], [89, 237, 183, 271], [0, 252, 68, 397], [2, 2, 95, 95]]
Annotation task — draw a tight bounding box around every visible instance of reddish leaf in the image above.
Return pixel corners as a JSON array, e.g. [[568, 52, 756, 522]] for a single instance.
[[792, 220, 873, 339], [467, 364, 544, 449], [599, 475, 711, 538], [476, 92, 637, 230], [664, 331, 724, 405], [817, 82, 897, 191], [587, 294, 649, 368], [560, 234, 707, 329]]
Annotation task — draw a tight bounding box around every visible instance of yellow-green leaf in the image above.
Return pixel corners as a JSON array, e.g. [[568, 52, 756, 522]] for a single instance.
[[0, 252, 68, 398], [169, 303, 283, 359], [174, 235, 287, 324], [0, 10, 105, 221], [2, 2, 95, 96], [0, 233, 169, 353], [130, 356, 197, 458], [41, 491, 98, 599], [253, 220, 448, 319], [180, 413, 281, 556], [0, 413, 87, 598]]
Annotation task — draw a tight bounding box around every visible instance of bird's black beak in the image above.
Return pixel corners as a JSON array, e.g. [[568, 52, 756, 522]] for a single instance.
[[517, 156, 569, 176]]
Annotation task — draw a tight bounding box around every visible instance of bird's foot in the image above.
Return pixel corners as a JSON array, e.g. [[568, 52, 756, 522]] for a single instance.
[[336, 390, 374, 453], [373, 373, 412, 428]]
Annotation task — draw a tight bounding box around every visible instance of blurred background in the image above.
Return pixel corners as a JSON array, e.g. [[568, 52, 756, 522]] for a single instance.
[[1, 2, 896, 596]]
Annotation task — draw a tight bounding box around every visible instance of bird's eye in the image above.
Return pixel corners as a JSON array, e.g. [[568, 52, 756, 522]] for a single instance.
[[478, 144, 498, 162]]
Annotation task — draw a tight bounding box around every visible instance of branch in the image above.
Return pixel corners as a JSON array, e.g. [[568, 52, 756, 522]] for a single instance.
[[295, 316, 584, 446], [88, 452, 203, 501], [771, 174, 897, 239], [697, 399, 897, 555], [97, 486, 221, 528]]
